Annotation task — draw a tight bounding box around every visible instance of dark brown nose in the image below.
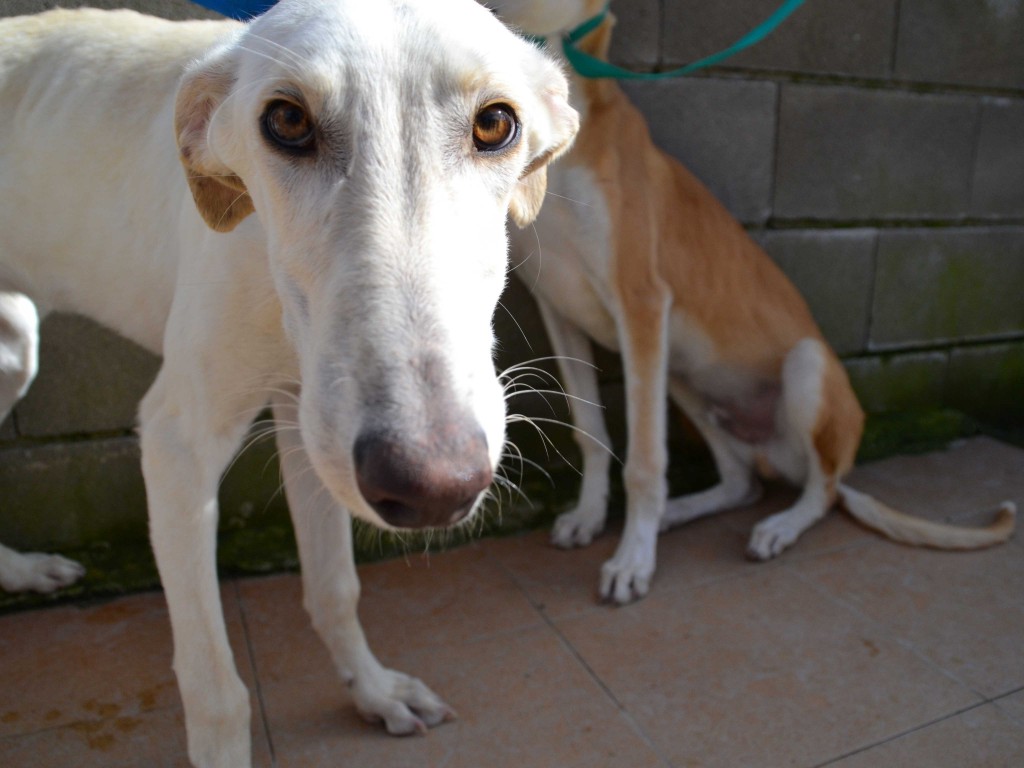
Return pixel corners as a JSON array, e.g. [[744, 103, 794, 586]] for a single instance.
[[354, 426, 493, 529]]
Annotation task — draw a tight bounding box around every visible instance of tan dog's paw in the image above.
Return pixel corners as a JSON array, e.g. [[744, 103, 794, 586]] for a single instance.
[[746, 512, 801, 561], [551, 508, 604, 548], [598, 525, 657, 604], [352, 667, 455, 736]]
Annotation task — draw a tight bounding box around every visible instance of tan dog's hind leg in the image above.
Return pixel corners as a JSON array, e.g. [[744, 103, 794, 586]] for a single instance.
[[271, 393, 454, 735], [599, 285, 672, 604], [660, 379, 762, 530], [539, 299, 615, 548], [746, 339, 848, 560]]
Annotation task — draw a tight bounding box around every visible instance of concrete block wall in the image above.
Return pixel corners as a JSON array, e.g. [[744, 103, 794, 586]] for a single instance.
[[604, 0, 1024, 427], [1, 0, 1022, 556]]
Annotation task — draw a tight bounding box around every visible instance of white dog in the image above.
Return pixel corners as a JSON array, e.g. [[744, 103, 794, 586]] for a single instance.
[[0, 1, 576, 765], [495, 0, 1015, 604]]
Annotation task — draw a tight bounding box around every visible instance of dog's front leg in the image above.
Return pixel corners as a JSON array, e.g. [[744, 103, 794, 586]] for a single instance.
[[599, 284, 673, 604], [272, 393, 455, 735], [536, 298, 615, 548], [141, 367, 262, 768]]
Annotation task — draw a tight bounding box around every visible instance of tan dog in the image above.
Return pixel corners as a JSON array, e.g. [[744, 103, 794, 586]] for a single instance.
[[493, 0, 1016, 604]]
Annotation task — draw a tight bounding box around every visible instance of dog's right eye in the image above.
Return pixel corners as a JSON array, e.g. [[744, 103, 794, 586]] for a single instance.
[[473, 103, 519, 153], [262, 99, 315, 152]]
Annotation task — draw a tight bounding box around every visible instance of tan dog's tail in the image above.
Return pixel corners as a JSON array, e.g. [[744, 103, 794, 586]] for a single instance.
[[837, 484, 1016, 550]]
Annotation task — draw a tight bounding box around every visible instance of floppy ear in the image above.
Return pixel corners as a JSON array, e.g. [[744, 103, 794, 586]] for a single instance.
[[508, 73, 579, 228], [174, 58, 255, 232]]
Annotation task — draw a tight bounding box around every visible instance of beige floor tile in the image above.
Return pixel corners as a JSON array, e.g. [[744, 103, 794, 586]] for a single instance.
[[0, 586, 270, 766], [829, 702, 1024, 768], [490, 510, 764, 620], [996, 688, 1024, 724], [260, 624, 667, 768], [237, 543, 543, 685], [554, 567, 980, 768], [0, 705, 274, 768], [791, 539, 1024, 698], [0, 591, 180, 738], [0, 706, 189, 768]]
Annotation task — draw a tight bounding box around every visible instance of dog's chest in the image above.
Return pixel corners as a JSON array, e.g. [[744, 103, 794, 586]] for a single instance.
[[513, 165, 619, 349]]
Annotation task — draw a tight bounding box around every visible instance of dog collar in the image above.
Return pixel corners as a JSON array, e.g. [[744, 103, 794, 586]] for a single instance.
[[560, 0, 805, 80]]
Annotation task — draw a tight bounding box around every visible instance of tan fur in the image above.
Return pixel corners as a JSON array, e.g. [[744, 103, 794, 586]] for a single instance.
[[506, 8, 1015, 601]]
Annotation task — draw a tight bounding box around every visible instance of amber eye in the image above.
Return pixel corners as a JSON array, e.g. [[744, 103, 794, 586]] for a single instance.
[[262, 99, 315, 152], [473, 103, 519, 152]]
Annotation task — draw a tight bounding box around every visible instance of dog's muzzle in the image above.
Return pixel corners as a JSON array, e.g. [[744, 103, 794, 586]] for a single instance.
[[354, 425, 492, 529]]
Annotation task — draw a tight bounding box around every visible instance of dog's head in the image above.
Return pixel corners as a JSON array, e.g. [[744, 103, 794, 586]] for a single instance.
[[174, 0, 577, 531]]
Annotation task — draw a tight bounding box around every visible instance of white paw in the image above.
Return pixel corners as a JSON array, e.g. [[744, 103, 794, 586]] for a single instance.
[[351, 667, 454, 736], [0, 551, 86, 594], [598, 532, 656, 605], [747, 513, 801, 561], [551, 508, 604, 549]]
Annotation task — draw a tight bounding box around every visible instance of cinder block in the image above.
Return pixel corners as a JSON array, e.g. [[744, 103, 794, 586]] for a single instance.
[[0, 425, 293, 554], [621, 77, 777, 224], [870, 228, 1024, 349], [607, 0, 660, 69], [946, 342, 1024, 427], [0, 437, 147, 551], [844, 351, 949, 414], [2, 0, 222, 18], [971, 97, 1024, 218], [15, 314, 161, 438], [662, 0, 897, 78], [775, 85, 978, 221], [895, 0, 1024, 90], [759, 229, 876, 356]]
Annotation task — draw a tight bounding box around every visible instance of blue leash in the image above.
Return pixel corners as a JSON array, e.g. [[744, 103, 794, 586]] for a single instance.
[[562, 0, 805, 79], [189, 0, 806, 80], [189, 0, 276, 20]]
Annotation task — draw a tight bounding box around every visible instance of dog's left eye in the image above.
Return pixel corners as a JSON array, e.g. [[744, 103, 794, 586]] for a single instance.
[[262, 99, 315, 152], [473, 103, 519, 152]]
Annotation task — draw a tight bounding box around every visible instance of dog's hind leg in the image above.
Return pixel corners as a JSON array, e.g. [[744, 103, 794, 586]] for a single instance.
[[272, 392, 454, 735], [745, 339, 858, 560], [538, 299, 615, 549], [599, 282, 672, 604], [0, 290, 86, 593], [660, 379, 761, 531]]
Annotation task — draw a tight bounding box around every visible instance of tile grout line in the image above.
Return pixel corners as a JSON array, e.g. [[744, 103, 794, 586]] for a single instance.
[[495, 559, 676, 768], [781, 545, 1003, 701], [811, 697, 1008, 768], [231, 578, 278, 768]]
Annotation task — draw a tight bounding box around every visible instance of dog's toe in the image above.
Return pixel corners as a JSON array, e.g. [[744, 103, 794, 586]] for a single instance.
[[598, 558, 651, 605], [352, 667, 454, 736], [747, 515, 799, 561], [551, 509, 602, 549]]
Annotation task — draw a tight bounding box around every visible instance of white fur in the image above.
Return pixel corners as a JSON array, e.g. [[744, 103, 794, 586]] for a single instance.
[[0, 2, 576, 766]]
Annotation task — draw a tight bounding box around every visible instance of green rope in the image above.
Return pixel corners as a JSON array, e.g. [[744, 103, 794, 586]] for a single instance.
[[561, 0, 806, 80]]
